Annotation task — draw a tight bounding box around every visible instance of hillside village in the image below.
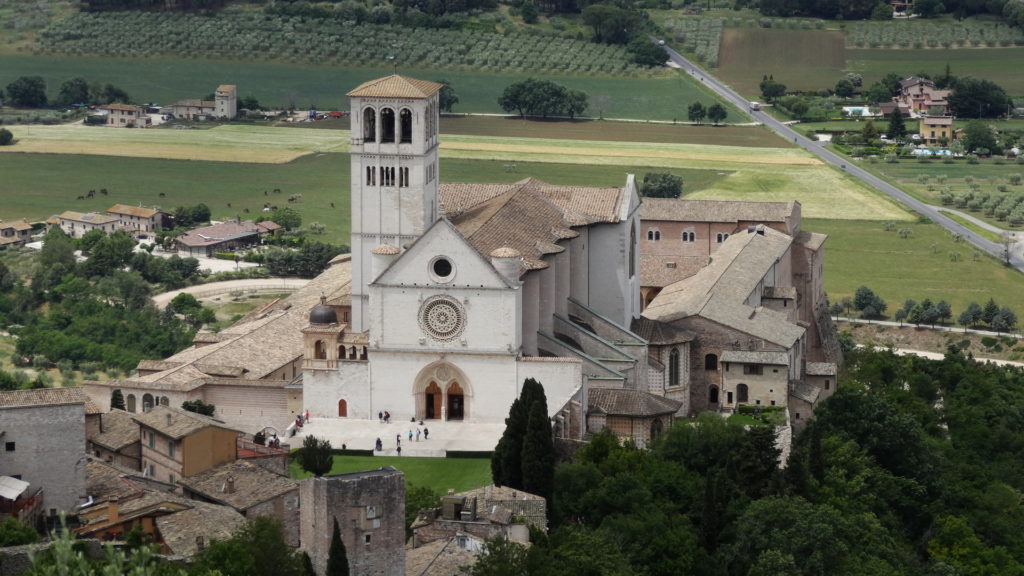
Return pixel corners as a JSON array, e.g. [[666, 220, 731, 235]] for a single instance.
[[2, 0, 1024, 572]]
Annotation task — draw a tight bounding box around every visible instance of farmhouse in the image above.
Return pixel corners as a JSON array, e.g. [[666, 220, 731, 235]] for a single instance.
[[174, 219, 280, 257], [919, 115, 955, 145], [0, 219, 33, 246], [98, 103, 151, 128], [170, 84, 237, 120], [895, 76, 951, 116], [56, 210, 120, 238], [107, 204, 166, 234]]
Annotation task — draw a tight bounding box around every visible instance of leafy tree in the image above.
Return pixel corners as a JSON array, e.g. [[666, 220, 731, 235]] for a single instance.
[[521, 0, 539, 23], [110, 388, 126, 410], [760, 75, 786, 102], [871, 2, 894, 18], [326, 518, 349, 576], [887, 108, 908, 140], [861, 120, 879, 140], [239, 95, 262, 110], [958, 301, 982, 329], [641, 173, 683, 198], [436, 79, 459, 112], [5, 76, 47, 107], [93, 83, 130, 104], [936, 300, 953, 325], [961, 120, 999, 154], [57, 77, 91, 106], [913, 0, 945, 17], [405, 483, 440, 536], [982, 298, 1000, 325], [627, 36, 666, 67], [269, 207, 302, 231], [0, 128, 12, 146], [687, 101, 706, 124], [853, 285, 877, 311], [498, 78, 587, 119], [182, 399, 216, 416], [300, 434, 333, 476], [464, 537, 529, 576], [0, 517, 38, 546], [707, 103, 727, 125], [834, 78, 855, 98], [581, 4, 642, 44], [194, 517, 305, 576], [949, 78, 1012, 118], [992, 306, 1017, 333], [81, 230, 136, 278]]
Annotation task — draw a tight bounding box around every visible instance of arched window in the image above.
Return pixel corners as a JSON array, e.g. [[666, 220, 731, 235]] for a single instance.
[[669, 348, 680, 387], [399, 108, 413, 143], [363, 107, 376, 142], [314, 340, 326, 360], [160, 396, 169, 406], [704, 353, 718, 371], [142, 393, 154, 413], [716, 233, 729, 243], [380, 108, 396, 143], [736, 383, 749, 403], [683, 231, 695, 243], [709, 386, 719, 404], [338, 399, 347, 417], [647, 229, 661, 241], [629, 223, 636, 279], [126, 394, 136, 413], [650, 418, 664, 441], [338, 344, 346, 359]]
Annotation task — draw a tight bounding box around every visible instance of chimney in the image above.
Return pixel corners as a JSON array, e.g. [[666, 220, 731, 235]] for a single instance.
[[165, 412, 172, 426], [226, 476, 236, 494], [109, 497, 119, 522], [196, 536, 206, 551]]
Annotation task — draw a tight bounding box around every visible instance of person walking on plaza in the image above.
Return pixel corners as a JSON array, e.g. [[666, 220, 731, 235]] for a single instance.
[[408, 429, 413, 442], [416, 428, 421, 442], [424, 427, 429, 440]]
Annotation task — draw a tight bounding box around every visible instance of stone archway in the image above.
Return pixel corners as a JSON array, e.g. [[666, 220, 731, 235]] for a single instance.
[[338, 399, 347, 417], [142, 393, 154, 413], [126, 394, 136, 413], [412, 361, 472, 422]]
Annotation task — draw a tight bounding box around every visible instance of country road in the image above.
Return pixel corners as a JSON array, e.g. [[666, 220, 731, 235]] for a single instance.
[[658, 42, 1024, 273]]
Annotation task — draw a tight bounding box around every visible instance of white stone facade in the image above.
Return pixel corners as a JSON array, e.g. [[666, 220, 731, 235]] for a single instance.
[[0, 402, 86, 512]]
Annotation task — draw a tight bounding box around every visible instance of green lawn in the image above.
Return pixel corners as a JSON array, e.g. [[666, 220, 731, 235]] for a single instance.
[[0, 55, 732, 121], [807, 217, 1024, 318], [289, 456, 491, 493]]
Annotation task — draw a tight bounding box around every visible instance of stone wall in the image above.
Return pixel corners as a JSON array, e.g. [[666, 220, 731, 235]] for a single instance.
[[0, 403, 86, 512], [299, 468, 405, 576], [247, 489, 300, 547]]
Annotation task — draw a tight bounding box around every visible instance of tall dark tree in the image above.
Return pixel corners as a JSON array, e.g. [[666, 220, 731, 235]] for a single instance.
[[5, 76, 47, 108], [707, 103, 728, 125], [521, 396, 554, 505], [300, 434, 333, 477], [641, 172, 683, 198], [110, 388, 126, 411], [492, 378, 546, 489], [887, 108, 907, 140], [182, 399, 216, 416], [759, 75, 786, 102], [436, 79, 459, 113], [949, 78, 1012, 118], [326, 518, 350, 576], [57, 77, 91, 106], [687, 101, 706, 124]]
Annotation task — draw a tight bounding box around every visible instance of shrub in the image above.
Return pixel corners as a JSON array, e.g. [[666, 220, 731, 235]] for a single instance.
[[981, 335, 998, 348]]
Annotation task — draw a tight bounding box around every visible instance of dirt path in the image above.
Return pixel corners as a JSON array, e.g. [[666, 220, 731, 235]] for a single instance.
[[152, 278, 309, 308]]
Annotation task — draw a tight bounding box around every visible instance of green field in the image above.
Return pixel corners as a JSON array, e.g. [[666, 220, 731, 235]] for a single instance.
[[717, 27, 847, 95], [848, 47, 1024, 96], [289, 456, 491, 493], [0, 55, 733, 121], [807, 217, 1024, 317]]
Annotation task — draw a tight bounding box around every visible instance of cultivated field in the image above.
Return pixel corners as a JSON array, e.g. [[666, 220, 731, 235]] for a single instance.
[[848, 47, 1024, 95], [716, 27, 847, 95], [808, 217, 1024, 317], [0, 54, 733, 121]]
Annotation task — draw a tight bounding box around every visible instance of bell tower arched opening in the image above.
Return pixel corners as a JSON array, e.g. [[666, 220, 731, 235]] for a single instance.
[[380, 108, 396, 143], [363, 107, 376, 142]]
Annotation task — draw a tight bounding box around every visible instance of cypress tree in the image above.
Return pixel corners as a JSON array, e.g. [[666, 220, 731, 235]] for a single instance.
[[520, 398, 554, 505], [887, 108, 907, 140], [491, 378, 549, 489], [326, 518, 349, 576], [110, 389, 125, 411]]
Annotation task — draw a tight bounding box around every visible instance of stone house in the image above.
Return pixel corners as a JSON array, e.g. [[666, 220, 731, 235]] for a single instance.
[[300, 467, 405, 576], [170, 84, 237, 120], [411, 484, 547, 552], [106, 204, 166, 234], [174, 219, 280, 257], [98, 104, 151, 128], [56, 211, 120, 238], [178, 459, 300, 546], [896, 77, 951, 116], [0, 219, 33, 247], [133, 406, 239, 486], [919, 116, 955, 145], [0, 388, 101, 514], [88, 409, 142, 470], [586, 388, 682, 448]]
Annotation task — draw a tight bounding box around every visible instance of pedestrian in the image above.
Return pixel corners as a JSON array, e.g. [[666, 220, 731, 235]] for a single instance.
[[396, 434, 401, 445], [342, 443, 347, 450], [305, 409, 309, 421], [424, 427, 429, 440], [375, 438, 382, 451], [397, 446, 402, 456], [416, 428, 421, 442], [408, 430, 413, 442], [378, 411, 383, 421]]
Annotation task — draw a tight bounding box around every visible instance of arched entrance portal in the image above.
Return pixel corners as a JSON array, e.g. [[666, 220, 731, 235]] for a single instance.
[[412, 361, 472, 422], [425, 382, 441, 420], [447, 382, 464, 421], [338, 399, 347, 417]]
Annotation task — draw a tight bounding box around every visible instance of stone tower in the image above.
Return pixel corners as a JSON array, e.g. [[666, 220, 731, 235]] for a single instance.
[[214, 84, 237, 119], [347, 75, 443, 332]]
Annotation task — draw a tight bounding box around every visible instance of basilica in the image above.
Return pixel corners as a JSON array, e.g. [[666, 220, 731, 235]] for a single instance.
[[86, 74, 840, 447]]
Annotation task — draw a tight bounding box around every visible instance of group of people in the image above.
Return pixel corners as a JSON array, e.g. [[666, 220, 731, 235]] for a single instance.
[[373, 425, 430, 456], [378, 411, 391, 423]]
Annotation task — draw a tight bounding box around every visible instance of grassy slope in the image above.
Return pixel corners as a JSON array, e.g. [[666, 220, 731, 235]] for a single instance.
[[289, 456, 491, 493], [0, 55, 734, 121], [808, 217, 1024, 316]]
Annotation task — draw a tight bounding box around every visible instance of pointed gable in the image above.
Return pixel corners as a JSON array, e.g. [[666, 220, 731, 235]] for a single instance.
[[373, 218, 514, 289]]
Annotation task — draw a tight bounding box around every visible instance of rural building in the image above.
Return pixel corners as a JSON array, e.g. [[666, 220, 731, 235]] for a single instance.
[[98, 103, 151, 128], [132, 405, 239, 486], [178, 459, 300, 546], [56, 211, 120, 238], [0, 388, 101, 515], [586, 388, 682, 447], [299, 467, 406, 576], [170, 84, 237, 120], [88, 409, 142, 470], [411, 485, 544, 550], [106, 204, 166, 234], [895, 76, 951, 116], [0, 219, 33, 246], [919, 116, 955, 145], [174, 219, 280, 257]]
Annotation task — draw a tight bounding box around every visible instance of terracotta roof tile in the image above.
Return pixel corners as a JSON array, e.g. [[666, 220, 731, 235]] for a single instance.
[[107, 204, 161, 218], [157, 501, 246, 557], [132, 405, 235, 439], [0, 387, 100, 413], [640, 254, 707, 288], [177, 460, 297, 511], [588, 388, 682, 417], [640, 198, 796, 225], [91, 409, 141, 451], [347, 75, 443, 98], [58, 211, 119, 225]]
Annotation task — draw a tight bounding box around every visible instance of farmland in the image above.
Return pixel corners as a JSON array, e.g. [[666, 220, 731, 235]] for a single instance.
[[807, 217, 1024, 319], [716, 27, 846, 95], [847, 47, 1024, 95]]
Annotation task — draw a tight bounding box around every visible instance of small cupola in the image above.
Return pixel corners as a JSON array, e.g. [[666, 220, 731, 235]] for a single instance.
[[309, 294, 338, 325]]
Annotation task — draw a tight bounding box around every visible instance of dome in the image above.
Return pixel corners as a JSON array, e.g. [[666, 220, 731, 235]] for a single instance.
[[371, 243, 400, 255], [490, 246, 521, 259], [309, 295, 338, 325]]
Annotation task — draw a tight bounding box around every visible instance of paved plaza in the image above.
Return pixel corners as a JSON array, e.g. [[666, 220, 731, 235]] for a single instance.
[[291, 417, 506, 457]]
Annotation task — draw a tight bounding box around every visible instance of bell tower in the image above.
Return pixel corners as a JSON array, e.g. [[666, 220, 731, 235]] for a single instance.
[[347, 76, 442, 333]]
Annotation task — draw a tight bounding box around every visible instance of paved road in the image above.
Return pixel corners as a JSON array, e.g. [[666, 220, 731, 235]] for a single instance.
[[152, 278, 309, 308], [659, 43, 1024, 272]]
